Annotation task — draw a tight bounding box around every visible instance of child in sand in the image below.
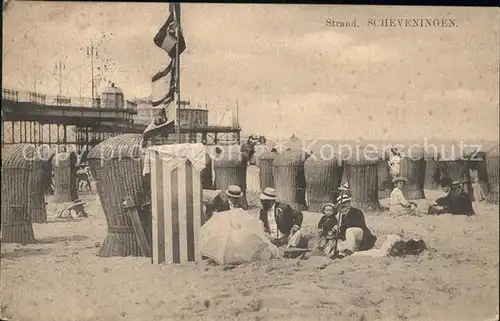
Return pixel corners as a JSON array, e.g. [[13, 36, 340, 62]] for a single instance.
[[315, 203, 338, 255]]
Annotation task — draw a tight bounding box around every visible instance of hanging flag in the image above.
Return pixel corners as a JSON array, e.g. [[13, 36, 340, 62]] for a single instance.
[[143, 104, 175, 139], [154, 3, 186, 59], [144, 58, 177, 138], [151, 59, 175, 107]]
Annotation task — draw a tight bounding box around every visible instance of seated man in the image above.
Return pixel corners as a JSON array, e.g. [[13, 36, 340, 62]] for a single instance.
[[258, 187, 305, 248], [217, 185, 244, 212], [428, 178, 475, 216], [326, 194, 377, 258]]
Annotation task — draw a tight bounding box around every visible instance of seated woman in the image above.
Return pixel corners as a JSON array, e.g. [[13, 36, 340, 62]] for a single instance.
[[428, 178, 474, 216], [389, 177, 417, 216]]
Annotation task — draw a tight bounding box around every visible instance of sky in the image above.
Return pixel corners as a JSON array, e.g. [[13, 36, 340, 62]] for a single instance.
[[2, 3, 499, 141]]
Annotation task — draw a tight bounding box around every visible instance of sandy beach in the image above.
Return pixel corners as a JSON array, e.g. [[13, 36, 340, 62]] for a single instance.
[[1, 166, 499, 321]]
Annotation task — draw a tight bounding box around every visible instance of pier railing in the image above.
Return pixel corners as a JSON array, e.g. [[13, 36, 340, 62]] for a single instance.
[[2, 88, 137, 112]]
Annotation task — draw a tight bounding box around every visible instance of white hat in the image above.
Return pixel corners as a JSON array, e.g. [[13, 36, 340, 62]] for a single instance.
[[260, 187, 277, 200], [336, 194, 352, 205]]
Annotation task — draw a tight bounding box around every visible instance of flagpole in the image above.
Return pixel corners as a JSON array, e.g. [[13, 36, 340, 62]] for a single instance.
[[174, 3, 181, 143]]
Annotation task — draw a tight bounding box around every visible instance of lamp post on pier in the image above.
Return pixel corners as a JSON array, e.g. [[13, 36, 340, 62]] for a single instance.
[[86, 41, 98, 106], [54, 58, 66, 97]]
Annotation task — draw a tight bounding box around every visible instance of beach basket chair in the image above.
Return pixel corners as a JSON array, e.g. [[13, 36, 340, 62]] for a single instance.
[[304, 154, 343, 212], [424, 150, 440, 190], [1, 144, 37, 244], [343, 151, 381, 212], [258, 150, 277, 191], [399, 147, 426, 200], [213, 149, 248, 210], [88, 134, 151, 257], [437, 158, 473, 200], [486, 147, 499, 204], [272, 150, 309, 211], [29, 150, 47, 223], [377, 149, 392, 199], [52, 151, 78, 203]]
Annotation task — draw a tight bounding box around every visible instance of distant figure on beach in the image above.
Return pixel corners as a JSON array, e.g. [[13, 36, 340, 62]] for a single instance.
[[217, 185, 244, 212], [390, 177, 417, 216], [76, 165, 92, 191], [428, 178, 475, 216], [389, 148, 401, 178], [240, 136, 258, 165], [469, 169, 486, 202], [258, 187, 306, 249]]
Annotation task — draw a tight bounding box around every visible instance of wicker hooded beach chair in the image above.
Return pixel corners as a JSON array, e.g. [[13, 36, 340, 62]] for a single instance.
[[398, 147, 426, 200], [377, 149, 392, 199], [258, 150, 277, 191], [52, 151, 78, 203], [304, 154, 343, 212], [88, 134, 151, 257], [343, 150, 381, 212], [272, 150, 309, 211], [437, 158, 472, 199], [29, 148, 47, 223], [424, 150, 440, 190], [486, 146, 499, 204], [213, 149, 248, 210], [1, 144, 37, 244]]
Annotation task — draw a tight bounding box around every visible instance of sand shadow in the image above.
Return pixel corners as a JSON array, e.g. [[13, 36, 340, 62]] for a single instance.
[[0, 247, 52, 259], [36, 235, 89, 244]]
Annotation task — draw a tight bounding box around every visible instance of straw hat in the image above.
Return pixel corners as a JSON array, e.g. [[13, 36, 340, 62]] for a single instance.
[[336, 194, 352, 205], [393, 176, 408, 183], [225, 185, 243, 198], [260, 187, 277, 201]]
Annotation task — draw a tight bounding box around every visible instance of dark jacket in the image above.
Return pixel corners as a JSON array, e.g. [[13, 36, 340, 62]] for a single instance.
[[317, 215, 337, 238], [259, 202, 303, 236], [217, 202, 242, 212], [436, 192, 474, 215], [330, 207, 376, 251]]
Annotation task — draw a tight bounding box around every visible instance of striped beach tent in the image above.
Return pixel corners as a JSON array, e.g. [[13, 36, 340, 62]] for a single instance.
[[147, 143, 206, 264]]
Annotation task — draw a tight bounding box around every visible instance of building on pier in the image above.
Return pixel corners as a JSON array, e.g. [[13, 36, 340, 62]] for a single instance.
[[2, 84, 243, 149], [133, 98, 241, 146]]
